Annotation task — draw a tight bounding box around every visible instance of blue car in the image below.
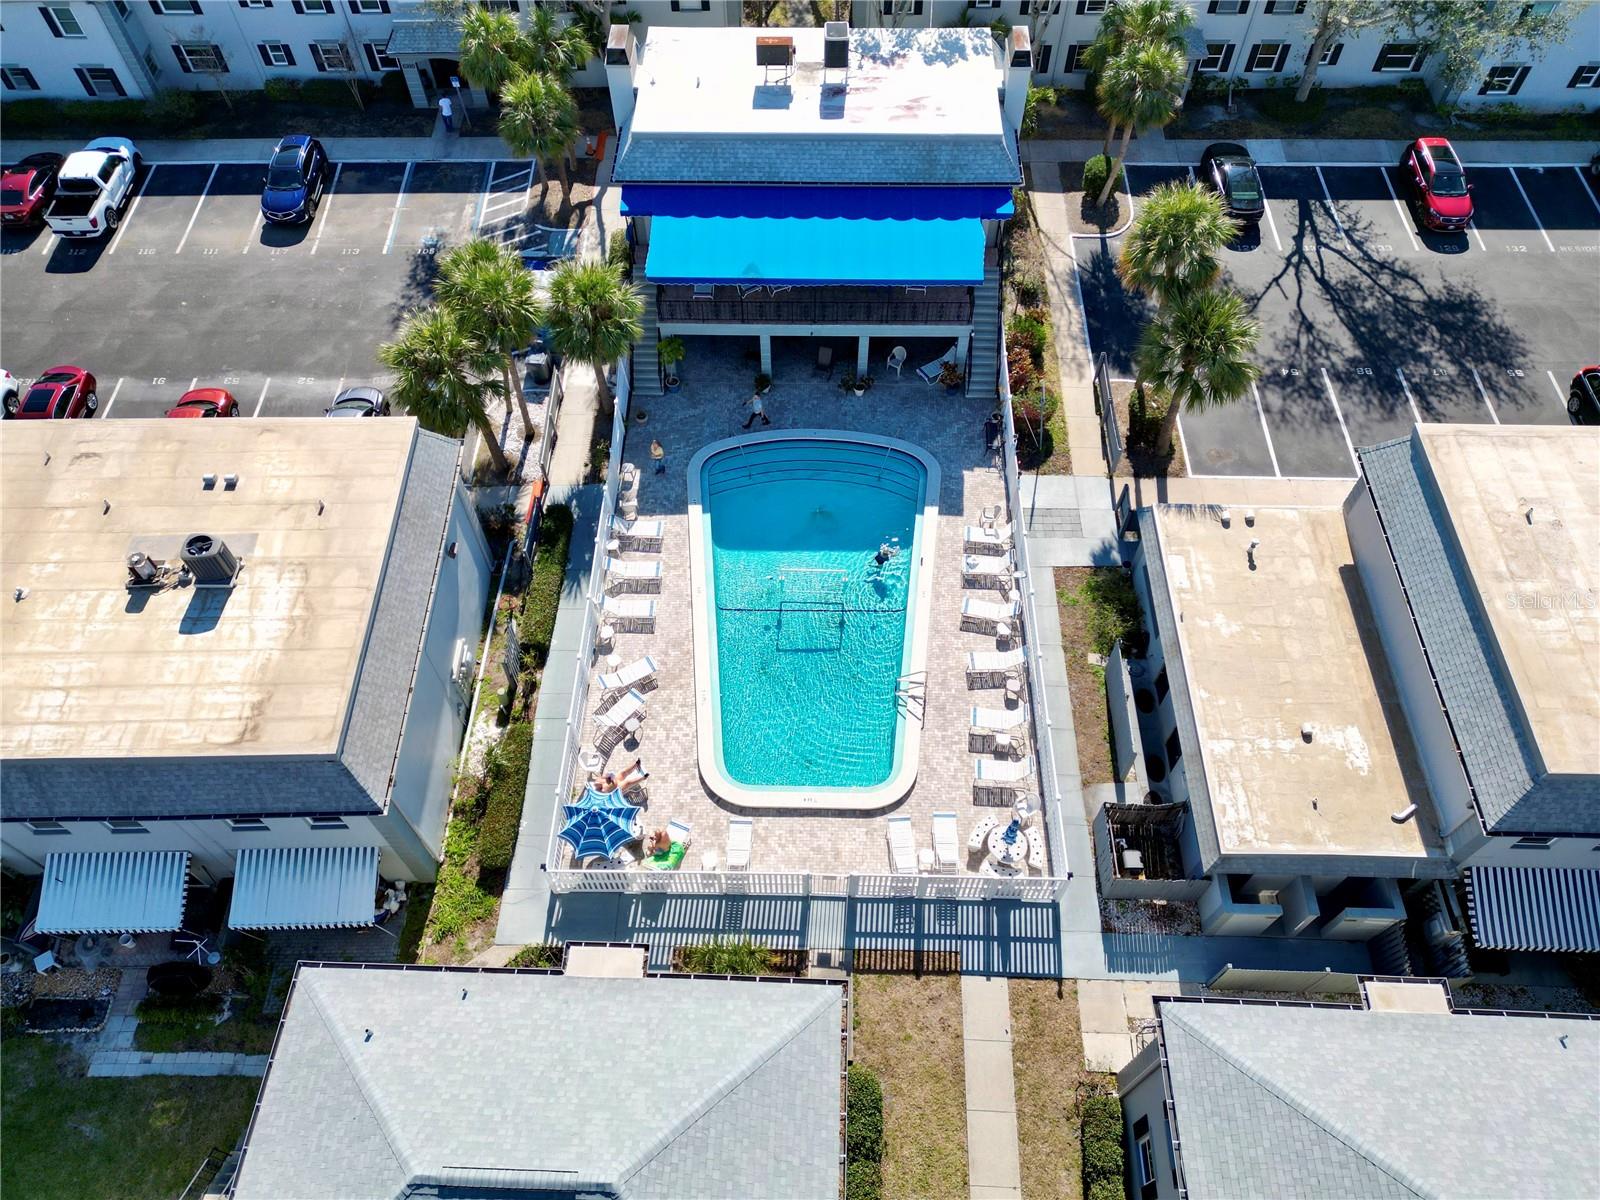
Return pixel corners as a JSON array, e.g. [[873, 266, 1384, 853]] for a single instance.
[[260, 134, 328, 225]]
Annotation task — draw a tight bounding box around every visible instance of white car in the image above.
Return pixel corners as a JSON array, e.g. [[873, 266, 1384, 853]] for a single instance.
[[1, 370, 17, 413], [44, 137, 141, 238]]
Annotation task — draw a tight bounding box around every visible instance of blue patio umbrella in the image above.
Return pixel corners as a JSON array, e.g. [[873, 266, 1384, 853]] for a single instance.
[[558, 788, 642, 862]]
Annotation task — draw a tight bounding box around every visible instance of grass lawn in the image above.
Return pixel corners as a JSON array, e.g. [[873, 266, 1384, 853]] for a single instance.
[[1055, 567, 1145, 789], [132, 1006, 277, 1056], [1, 1034, 258, 1200], [851, 974, 968, 1200], [1010, 979, 1088, 1200]]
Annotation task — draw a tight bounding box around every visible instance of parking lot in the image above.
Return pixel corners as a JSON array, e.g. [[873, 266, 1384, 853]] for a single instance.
[[1078, 161, 1600, 478], [0, 157, 552, 419]]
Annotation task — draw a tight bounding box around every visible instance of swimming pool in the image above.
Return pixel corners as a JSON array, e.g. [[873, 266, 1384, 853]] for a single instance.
[[687, 432, 940, 809]]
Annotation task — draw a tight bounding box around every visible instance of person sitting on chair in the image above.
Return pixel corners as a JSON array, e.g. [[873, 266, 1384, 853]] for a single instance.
[[593, 759, 649, 794]]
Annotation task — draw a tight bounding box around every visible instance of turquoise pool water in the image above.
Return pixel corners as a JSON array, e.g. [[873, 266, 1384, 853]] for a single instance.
[[700, 440, 927, 790]]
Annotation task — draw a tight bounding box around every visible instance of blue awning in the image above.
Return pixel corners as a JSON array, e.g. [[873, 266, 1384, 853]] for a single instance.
[[645, 216, 985, 286], [622, 185, 1013, 221], [1466, 865, 1600, 952], [229, 845, 379, 931], [36, 851, 189, 935]]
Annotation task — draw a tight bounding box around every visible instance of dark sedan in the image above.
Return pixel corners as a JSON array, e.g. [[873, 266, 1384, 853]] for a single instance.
[[325, 386, 391, 418], [1571, 366, 1600, 425], [261, 134, 329, 225], [1197, 142, 1265, 226]]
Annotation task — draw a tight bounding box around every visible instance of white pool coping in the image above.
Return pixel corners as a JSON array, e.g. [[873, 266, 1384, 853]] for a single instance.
[[686, 429, 941, 811]]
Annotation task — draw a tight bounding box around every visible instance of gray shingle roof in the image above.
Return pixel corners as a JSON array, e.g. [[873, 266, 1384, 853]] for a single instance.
[[385, 19, 462, 57], [1359, 437, 1598, 835], [613, 132, 1021, 186], [231, 966, 844, 1200], [1158, 998, 1600, 1200]]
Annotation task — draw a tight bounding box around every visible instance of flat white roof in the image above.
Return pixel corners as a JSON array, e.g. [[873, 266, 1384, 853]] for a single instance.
[[1418, 424, 1600, 779], [0, 419, 421, 762], [1156, 505, 1440, 860], [631, 26, 1004, 140]]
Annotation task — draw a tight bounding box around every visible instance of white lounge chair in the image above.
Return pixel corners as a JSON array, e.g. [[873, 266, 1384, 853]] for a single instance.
[[932, 811, 960, 873], [597, 655, 658, 695], [612, 516, 664, 552], [964, 521, 1015, 555], [915, 343, 959, 384], [961, 595, 1021, 634], [726, 817, 753, 871], [606, 557, 663, 593], [886, 815, 916, 874], [962, 551, 1015, 588], [596, 688, 647, 729], [966, 647, 1026, 687], [969, 705, 1028, 753], [667, 817, 692, 847], [602, 595, 656, 632], [975, 756, 1033, 802]]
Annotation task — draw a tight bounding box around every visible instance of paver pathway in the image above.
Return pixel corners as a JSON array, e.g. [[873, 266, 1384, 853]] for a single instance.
[[961, 974, 1023, 1200]]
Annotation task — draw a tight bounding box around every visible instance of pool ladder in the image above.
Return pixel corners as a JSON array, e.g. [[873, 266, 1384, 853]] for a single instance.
[[894, 671, 926, 724]]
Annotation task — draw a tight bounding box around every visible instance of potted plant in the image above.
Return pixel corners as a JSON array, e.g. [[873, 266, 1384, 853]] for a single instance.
[[938, 361, 965, 392], [658, 336, 686, 393], [840, 372, 873, 398], [754, 373, 772, 395]]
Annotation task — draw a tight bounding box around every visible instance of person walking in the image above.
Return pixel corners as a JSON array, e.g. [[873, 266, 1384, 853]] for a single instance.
[[438, 94, 455, 133], [742, 391, 771, 430], [650, 438, 666, 474]]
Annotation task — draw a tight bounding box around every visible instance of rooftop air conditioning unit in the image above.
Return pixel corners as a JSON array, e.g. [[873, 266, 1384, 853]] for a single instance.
[[181, 534, 241, 588], [823, 21, 849, 69]]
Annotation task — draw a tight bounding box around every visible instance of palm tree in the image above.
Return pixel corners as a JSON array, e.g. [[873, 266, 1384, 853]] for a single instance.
[[435, 238, 545, 441], [1135, 287, 1261, 458], [1094, 40, 1187, 205], [525, 4, 595, 78], [499, 69, 580, 196], [543, 260, 643, 421], [1118, 182, 1235, 307], [459, 7, 531, 97], [1082, 0, 1193, 153], [379, 305, 512, 476]]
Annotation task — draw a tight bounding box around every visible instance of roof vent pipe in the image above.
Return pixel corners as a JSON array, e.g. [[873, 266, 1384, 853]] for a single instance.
[[1391, 804, 1418, 824], [1247, 539, 1260, 570]]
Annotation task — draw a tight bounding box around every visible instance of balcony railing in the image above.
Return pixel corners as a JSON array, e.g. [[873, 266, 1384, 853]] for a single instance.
[[656, 283, 972, 326]]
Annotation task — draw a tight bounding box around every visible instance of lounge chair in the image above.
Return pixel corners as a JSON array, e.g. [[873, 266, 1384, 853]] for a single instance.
[[962, 551, 1015, 588], [887, 345, 907, 377], [606, 557, 663, 594], [814, 345, 835, 377], [602, 595, 656, 632], [915, 343, 959, 384], [969, 704, 1028, 753], [966, 647, 1026, 687], [612, 516, 664, 552], [931, 811, 959, 873], [668, 817, 692, 847], [961, 595, 1021, 634], [1026, 826, 1048, 872], [596, 688, 647, 729], [885, 815, 916, 874], [726, 817, 753, 871], [597, 655, 658, 695], [975, 756, 1033, 802], [964, 521, 1015, 555]]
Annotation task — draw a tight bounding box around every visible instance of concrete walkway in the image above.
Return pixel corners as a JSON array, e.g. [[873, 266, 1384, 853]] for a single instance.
[[88, 1047, 268, 1078], [0, 130, 518, 165], [1016, 474, 1118, 568], [962, 975, 1023, 1200]]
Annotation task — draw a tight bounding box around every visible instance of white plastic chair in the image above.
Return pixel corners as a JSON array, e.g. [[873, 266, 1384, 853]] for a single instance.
[[887, 345, 908, 377], [726, 817, 753, 871], [932, 811, 960, 872], [886, 815, 916, 874]]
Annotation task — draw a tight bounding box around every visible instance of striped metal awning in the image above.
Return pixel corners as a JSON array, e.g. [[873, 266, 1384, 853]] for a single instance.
[[229, 846, 379, 931], [35, 851, 189, 935], [1466, 865, 1600, 952]]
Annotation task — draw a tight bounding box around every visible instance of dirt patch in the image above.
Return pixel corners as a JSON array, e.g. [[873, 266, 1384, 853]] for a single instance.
[[1059, 161, 1130, 237], [526, 154, 600, 231], [851, 973, 968, 1200], [1010, 979, 1086, 1200], [1054, 567, 1146, 789], [1110, 380, 1188, 479], [1029, 92, 1110, 142]]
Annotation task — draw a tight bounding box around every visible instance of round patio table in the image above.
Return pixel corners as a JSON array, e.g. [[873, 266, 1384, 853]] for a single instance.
[[987, 823, 1028, 869]]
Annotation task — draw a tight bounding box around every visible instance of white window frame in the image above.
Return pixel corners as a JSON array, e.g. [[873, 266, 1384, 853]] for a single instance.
[[1480, 63, 1529, 95], [1136, 1132, 1156, 1186], [43, 5, 86, 37], [306, 815, 349, 830], [144, 47, 163, 78], [1317, 41, 1343, 67], [1246, 41, 1288, 72], [311, 39, 356, 72], [970, 0, 1001, 7], [80, 65, 125, 96], [293, 0, 335, 12], [1570, 63, 1600, 89], [1374, 43, 1424, 72], [105, 818, 148, 834], [151, 0, 202, 13], [1063, 43, 1097, 74], [228, 816, 271, 831], [364, 39, 398, 71], [1198, 42, 1233, 72], [1263, 0, 1306, 12], [349, 0, 387, 12], [240, 0, 273, 7], [1512, 835, 1555, 849], [25, 819, 69, 834], [174, 42, 228, 74], [261, 41, 292, 67], [1211, 0, 1250, 14], [1, 65, 41, 91], [1079, 0, 1109, 13]]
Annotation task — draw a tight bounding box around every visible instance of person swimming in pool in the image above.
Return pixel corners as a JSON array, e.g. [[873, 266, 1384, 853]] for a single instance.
[[874, 542, 898, 567]]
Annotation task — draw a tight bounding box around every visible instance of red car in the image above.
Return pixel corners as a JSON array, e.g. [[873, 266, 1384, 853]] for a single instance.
[[0, 153, 64, 228], [166, 387, 240, 418], [3, 365, 97, 419], [1401, 137, 1474, 232]]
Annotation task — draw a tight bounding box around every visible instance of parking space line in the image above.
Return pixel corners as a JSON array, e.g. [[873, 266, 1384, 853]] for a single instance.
[[309, 162, 342, 255], [1379, 169, 1421, 253], [106, 166, 153, 255], [1249, 382, 1281, 477], [1256, 177, 1283, 253], [1060, 216, 1098, 380], [189, 377, 198, 393], [1394, 367, 1424, 425], [1468, 366, 1500, 424], [1576, 166, 1600, 218], [38, 231, 58, 256], [1547, 370, 1568, 408], [1314, 166, 1350, 249], [101, 377, 124, 419], [1509, 170, 1556, 252], [241, 207, 265, 254], [252, 377, 272, 418], [1319, 369, 1360, 473], [383, 162, 415, 255], [174, 163, 219, 255], [1466, 218, 1487, 254]]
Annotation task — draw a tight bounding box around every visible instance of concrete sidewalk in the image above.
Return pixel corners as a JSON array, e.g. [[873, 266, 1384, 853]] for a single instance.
[[1023, 135, 1598, 166], [0, 127, 519, 165], [962, 974, 1022, 1200]]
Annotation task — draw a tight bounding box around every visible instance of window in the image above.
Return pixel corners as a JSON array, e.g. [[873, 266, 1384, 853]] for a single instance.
[[1198, 41, 1234, 72], [1, 66, 41, 90], [310, 40, 355, 71], [113, 0, 132, 16], [347, 0, 389, 12], [1512, 835, 1555, 849], [1246, 41, 1289, 72], [1035, 43, 1052, 74], [1207, 0, 1250, 13], [75, 65, 127, 95], [105, 819, 148, 834], [1311, 41, 1343, 67], [25, 819, 69, 835], [1374, 42, 1424, 72], [670, 0, 710, 8], [1165, 729, 1183, 767], [40, 6, 86, 37], [143, 46, 162, 77], [1521, 1, 1559, 15], [1263, 0, 1305, 11], [291, 0, 333, 11], [228, 816, 270, 831], [880, 0, 923, 13], [238, 0, 273, 7], [1076, 0, 1108, 13], [1569, 64, 1600, 88], [363, 40, 397, 71], [480, 0, 519, 8], [257, 40, 293, 66], [1480, 63, 1529, 96], [306, 815, 348, 830], [1154, 667, 1170, 701], [1133, 1116, 1158, 1200], [970, 0, 1001, 7], [172, 42, 229, 73], [149, 0, 203, 12], [1064, 44, 1098, 73], [1030, 0, 1062, 14]]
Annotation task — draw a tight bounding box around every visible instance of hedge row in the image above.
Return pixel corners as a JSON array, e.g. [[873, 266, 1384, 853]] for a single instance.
[[1081, 1092, 1126, 1199], [476, 721, 533, 873], [520, 503, 574, 676], [845, 1063, 884, 1200], [135, 993, 222, 1028]]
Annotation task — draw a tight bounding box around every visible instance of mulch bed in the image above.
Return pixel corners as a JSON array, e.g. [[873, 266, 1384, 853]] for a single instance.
[[1110, 380, 1187, 479], [1059, 162, 1131, 237], [668, 947, 810, 977], [851, 949, 963, 976], [22, 995, 111, 1034]]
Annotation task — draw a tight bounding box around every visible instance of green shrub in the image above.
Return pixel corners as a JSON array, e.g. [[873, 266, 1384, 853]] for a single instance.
[[520, 502, 574, 674], [476, 721, 533, 873], [1007, 351, 1039, 397], [136, 993, 223, 1028], [506, 942, 563, 969], [1257, 83, 1326, 124], [607, 229, 632, 274], [263, 77, 301, 102], [1007, 313, 1048, 366], [426, 821, 496, 940], [846, 1063, 884, 1163], [0, 100, 59, 131], [1021, 85, 1056, 138], [1081, 1092, 1126, 1192], [1087, 1179, 1126, 1200], [299, 79, 359, 107], [1082, 153, 1123, 202], [1009, 268, 1045, 308], [145, 89, 198, 132], [845, 1160, 882, 1200], [678, 938, 775, 976]]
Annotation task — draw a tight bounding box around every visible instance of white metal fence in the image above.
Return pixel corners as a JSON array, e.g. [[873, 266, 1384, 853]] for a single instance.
[[547, 867, 1063, 902]]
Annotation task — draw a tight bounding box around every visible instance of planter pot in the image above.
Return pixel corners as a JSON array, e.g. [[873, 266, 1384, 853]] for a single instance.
[[633, 409, 649, 424], [664, 375, 681, 393], [852, 386, 867, 397]]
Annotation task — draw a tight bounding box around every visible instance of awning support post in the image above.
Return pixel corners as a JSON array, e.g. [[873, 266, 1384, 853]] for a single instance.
[[856, 335, 870, 377]]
